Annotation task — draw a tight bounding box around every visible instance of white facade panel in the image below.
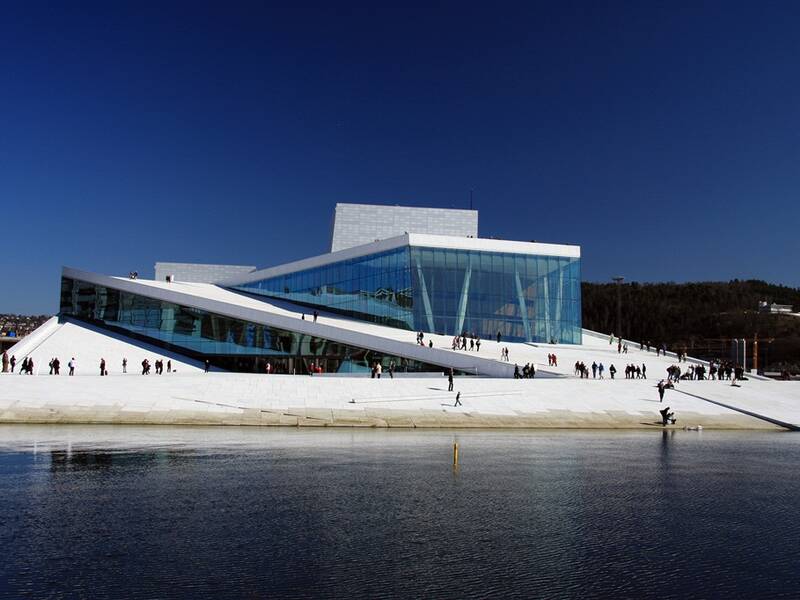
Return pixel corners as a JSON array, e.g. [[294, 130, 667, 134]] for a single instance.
[[154, 262, 256, 284], [330, 203, 478, 252]]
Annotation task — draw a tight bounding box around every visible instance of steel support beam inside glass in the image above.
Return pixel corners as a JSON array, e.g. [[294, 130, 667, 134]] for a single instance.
[[514, 270, 532, 342], [414, 257, 435, 332], [542, 273, 551, 342], [455, 264, 472, 335]]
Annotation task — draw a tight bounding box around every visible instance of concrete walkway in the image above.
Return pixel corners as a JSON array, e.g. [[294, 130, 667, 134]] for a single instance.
[[1, 372, 796, 430]]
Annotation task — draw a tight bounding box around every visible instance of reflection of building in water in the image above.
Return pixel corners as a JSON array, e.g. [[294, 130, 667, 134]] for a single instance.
[[48, 450, 182, 471]]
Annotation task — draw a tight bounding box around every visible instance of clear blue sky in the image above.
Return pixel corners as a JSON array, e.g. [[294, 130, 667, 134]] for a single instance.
[[2, 2, 799, 314]]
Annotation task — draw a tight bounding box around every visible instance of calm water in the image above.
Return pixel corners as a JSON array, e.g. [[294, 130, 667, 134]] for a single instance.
[[0, 426, 798, 599]]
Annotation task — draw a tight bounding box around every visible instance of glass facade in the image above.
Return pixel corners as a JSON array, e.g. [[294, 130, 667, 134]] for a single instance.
[[232, 244, 581, 344], [235, 247, 414, 329], [59, 278, 462, 375]]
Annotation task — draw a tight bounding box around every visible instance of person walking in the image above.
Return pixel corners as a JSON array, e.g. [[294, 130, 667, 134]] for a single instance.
[[204, 359, 210, 373], [1, 351, 8, 373], [122, 358, 127, 373], [657, 380, 666, 402], [454, 391, 462, 407], [53, 357, 60, 375], [313, 310, 318, 323], [100, 358, 106, 376], [448, 369, 454, 392], [592, 361, 597, 378], [10, 355, 16, 373], [642, 364, 647, 379], [167, 360, 172, 373], [68, 357, 75, 376], [388, 361, 395, 379], [609, 364, 616, 379]]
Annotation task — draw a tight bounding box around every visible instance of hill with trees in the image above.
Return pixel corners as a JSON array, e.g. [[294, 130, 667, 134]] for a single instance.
[[581, 280, 800, 372]]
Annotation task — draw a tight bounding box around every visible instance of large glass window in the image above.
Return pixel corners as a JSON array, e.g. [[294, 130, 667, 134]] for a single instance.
[[231, 247, 414, 330], [409, 247, 581, 344], [59, 278, 462, 375], [227, 244, 581, 344]]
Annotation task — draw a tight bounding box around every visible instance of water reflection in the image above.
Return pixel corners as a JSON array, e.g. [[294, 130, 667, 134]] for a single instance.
[[0, 427, 798, 599]]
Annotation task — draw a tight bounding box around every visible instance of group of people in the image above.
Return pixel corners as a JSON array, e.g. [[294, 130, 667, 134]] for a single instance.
[[665, 361, 743, 383], [611, 334, 670, 357], [499, 347, 510, 361], [370, 360, 396, 379], [451, 333, 481, 352], [638, 339, 668, 356], [447, 370, 462, 406], [1, 351, 184, 377], [18, 356, 34, 374], [415, 331, 434, 348], [709, 360, 743, 381], [2, 352, 16, 373], [513, 363, 536, 379], [624, 363, 646, 379], [569, 360, 608, 379], [2, 354, 77, 376], [574, 361, 592, 378], [547, 353, 558, 366], [141, 358, 171, 375]]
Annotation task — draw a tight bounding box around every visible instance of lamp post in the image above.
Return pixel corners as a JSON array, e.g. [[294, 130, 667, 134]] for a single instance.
[[612, 276, 624, 340]]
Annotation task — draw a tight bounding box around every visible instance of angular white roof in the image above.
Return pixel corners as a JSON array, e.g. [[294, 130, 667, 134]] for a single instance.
[[223, 233, 580, 287]]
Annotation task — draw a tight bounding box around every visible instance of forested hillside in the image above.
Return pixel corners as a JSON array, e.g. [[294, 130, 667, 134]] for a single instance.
[[581, 280, 800, 371]]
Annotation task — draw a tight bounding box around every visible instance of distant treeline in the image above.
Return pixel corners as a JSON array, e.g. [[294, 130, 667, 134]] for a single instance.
[[581, 280, 800, 370]]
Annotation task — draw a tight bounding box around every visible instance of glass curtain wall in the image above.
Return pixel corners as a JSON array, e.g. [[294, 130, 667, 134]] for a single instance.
[[232, 247, 413, 329], [410, 247, 581, 343], [59, 278, 459, 374], [231, 246, 581, 344]]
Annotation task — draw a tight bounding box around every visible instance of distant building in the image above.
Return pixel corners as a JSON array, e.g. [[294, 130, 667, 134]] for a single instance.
[[758, 301, 793, 314], [0, 314, 50, 352]]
